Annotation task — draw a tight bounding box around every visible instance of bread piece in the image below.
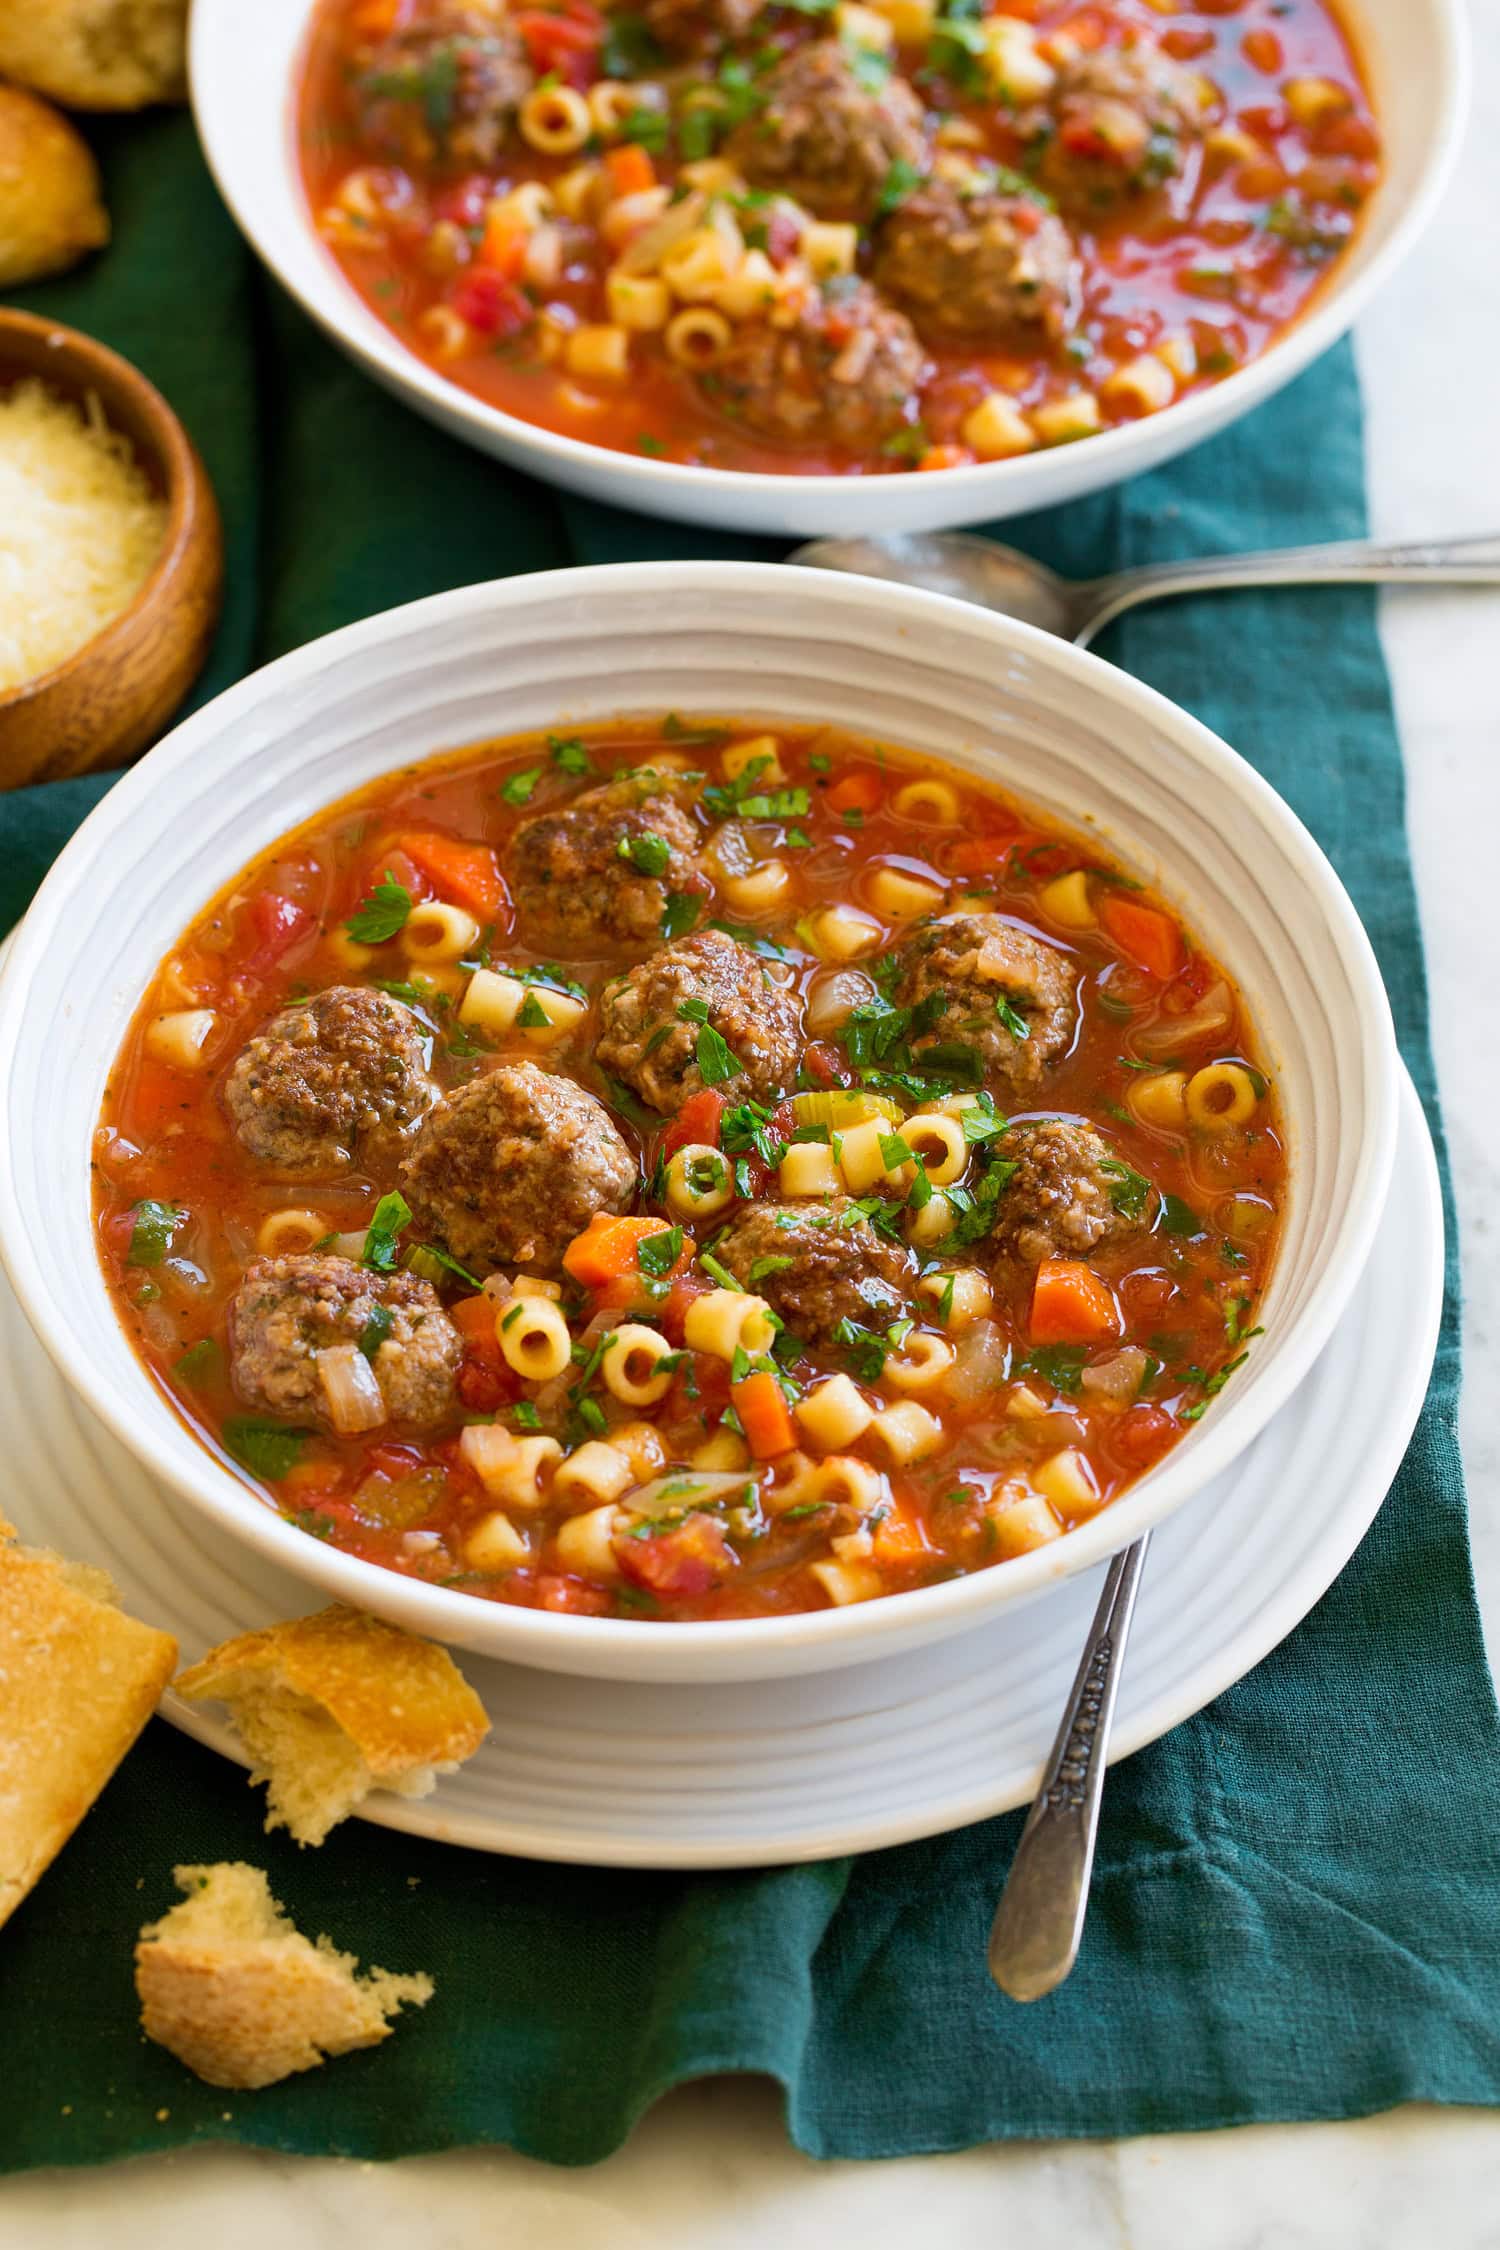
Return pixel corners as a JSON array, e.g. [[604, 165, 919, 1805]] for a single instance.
[[136, 1861, 433, 2089], [0, 0, 188, 111], [0, 1515, 176, 1929], [0, 84, 109, 289], [173, 1607, 489, 1847]]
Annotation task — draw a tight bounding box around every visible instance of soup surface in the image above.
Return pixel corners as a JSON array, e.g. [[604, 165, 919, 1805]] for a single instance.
[[297, 0, 1379, 476], [96, 721, 1284, 1621]]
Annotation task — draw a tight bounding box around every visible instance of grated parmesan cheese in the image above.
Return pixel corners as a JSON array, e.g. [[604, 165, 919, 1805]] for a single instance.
[[0, 377, 169, 693]]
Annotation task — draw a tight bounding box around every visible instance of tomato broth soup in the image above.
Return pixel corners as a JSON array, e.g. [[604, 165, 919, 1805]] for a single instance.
[[96, 722, 1284, 1622], [297, 0, 1380, 476]]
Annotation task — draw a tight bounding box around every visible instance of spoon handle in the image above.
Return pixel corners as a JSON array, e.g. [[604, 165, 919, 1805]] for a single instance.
[[987, 1534, 1149, 2001], [1080, 530, 1500, 645]]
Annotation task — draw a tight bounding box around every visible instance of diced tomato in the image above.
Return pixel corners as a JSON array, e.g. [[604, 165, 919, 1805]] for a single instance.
[[799, 1041, 845, 1088], [764, 210, 801, 267], [1119, 1268, 1183, 1327], [824, 768, 884, 817], [918, 445, 969, 474], [1030, 1259, 1122, 1345], [617, 1512, 732, 1599], [660, 1087, 725, 1160], [242, 891, 313, 974], [1111, 1404, 1180, 1471], [534, 1571, 614, 1616], [365, 1440, 427, 1480], [1099, 894, 1186, 982], [946, 828, 1022, 879], [659, 1270, 716, 1347], [513, 6, 601, 82], [435, 174, 495, 230], [1318, 114, 1379, 162], [458, 1360, 510, 1413], [450, 269, 533, 342], [1241, 27, 1282, 72]]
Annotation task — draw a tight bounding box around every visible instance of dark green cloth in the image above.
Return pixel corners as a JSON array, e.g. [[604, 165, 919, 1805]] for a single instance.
[[2, 116, 1496, 2174]]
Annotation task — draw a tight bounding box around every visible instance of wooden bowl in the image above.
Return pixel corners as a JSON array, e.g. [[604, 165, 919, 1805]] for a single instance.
[[0, 309, 224, 790]]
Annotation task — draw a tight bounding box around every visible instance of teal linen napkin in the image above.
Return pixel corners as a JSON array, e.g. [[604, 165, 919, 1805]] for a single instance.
[[2, 115, 1497, 2172]]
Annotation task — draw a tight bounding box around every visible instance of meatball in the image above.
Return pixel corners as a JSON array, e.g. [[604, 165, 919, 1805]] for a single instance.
[[871, 181, 1079, 346], [713, 1198, 915, 1347], [988, 1119, 1139, 1267], [1032, 38, 1207, 212], [642, 0, 760, 53], [223, 986, 438, 1177], [729, 41, 929, 223], [893, 915, 1076, 1096], [703, 280, 929, 453], [228, 1255, 462, 1431], [0, 85, 109, 289], [355, 3, 532, 169], [400, 1061, 636, 1275], [510, 771, 706, 949], [595, 929, 803, 1113]]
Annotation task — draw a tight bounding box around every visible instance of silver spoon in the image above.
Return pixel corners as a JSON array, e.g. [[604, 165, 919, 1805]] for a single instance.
[[987, 1535, 1149, 2000], [790, 528, 1500, 649]]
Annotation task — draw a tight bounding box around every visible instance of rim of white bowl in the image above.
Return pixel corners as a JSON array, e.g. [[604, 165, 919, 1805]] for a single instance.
[[0, 563, 1400, 1674], [188, 0, 1470, 525]]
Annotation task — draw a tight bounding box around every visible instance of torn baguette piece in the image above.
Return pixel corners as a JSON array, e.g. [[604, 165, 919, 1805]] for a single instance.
[[173, 1606, 489, 1846], [136, 1861, 433, 2088], [0, 1513, 176, 1929]]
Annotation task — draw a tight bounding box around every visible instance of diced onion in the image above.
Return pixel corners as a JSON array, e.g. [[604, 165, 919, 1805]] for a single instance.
[[623, 1470, 753, 1518], [316, 1344, 387, 1434], [803, 970, 877, 1038], [1080, 1346, 1150, 1402], [942, 1319, 1010, 1407], [1136, 981, 1233, 1057]]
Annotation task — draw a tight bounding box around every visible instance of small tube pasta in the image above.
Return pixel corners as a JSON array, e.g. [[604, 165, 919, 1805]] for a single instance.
[[459, 1422, 520, 1494], [795, 1375, 875, 1453], [892, 777, 960, 825], [1031, 393, 1104, 447], [809, 1558, 884, 1607], [961, 392, 1036, 462], [401, 900, 480, 964], [801, 221, 857, 279], [683, 1289, 777, 1360], [917, 1268, 992, 1328], [553, 1440, 636, 1508], [868, 867, 944, 920], [496, 1294, 572, 1382], [459, 968, 525, 1033], [778, 1142, 839, 1199], [1032, 1448, 1101, 1514], [325, 928, 375, 970], [144, 1010, 218, 1071], [517, 986, 588, 1045], [601, 1324, 676, 1406], [666, 1143, 733, 1219], [883, 1332, 956, 1393], [811, 1456, 887, 1512], [986, 1492, 1061, 1557], [692, 1427, 752, 1472], [721, 734, 784, 784], [867, 1401, 944, 1466], [901, 1112, 968, 1186], [519, 83, 592, 154], [255, 1208, 328, 1258], [610, 1420, 668, 1482], [1128, 1070, 1189, 1130], [721, 860, 790, 916], [565, 324, 631, 381], [805, 905, 882, 961], [482, 1434, 563, 1511], [1038, 870, 1095, 930], [554, 1502, 623, 1577], [664, 306, 733, 367], [837, 1118, 911, 1195], [607, 271, 672, 331], [1102, 354, 1176, 417], [905, 1194, 957, 1249], [1185, 1062, 1260, 1131], [465, 1509, 529, 1572]]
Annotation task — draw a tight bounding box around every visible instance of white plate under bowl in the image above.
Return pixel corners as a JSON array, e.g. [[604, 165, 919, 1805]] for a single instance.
[[0, 564, 1400, 1684], [0, 1068, 1439, 1868], [189, 0, 1468, 537]]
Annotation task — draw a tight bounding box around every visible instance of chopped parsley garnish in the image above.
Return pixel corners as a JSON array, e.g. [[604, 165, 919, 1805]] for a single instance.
[[994, 994, 1031, 1042], [1098, 1157, 1153, 1223], [600, 9, 663, 78], [881, 422, 929, 463], [843, 37, 893, 89], [409, 1241, 483, 1289], [834, 1316, 913, 1381], [359, 1304, 395, 1360], [345, 871, 411, 944], [547, 733, 592, 775], [1223, 1296, 1264, 1349], [906, 1157, 933, 1210], [637, 1226, 684, 1278], [510, 1401, 543, 1431], [698, 1250, 743, 1291], [1181, 1349, 1251, 1422], [748, 1254, 794, 1283], [374, 978, 442, 1010], [677, 996, 711, 1024], [126, 1200, 184, 1268], [363, 1191, 412, 1272], [876, 155, 925, 215], [174, 1338, 221, 1386], [960, 1094, 1008, 1145], [516, 991, 551, 1029], [622, 103, 670, 152], [619, 829, 672, 878], [637, 433, 668, 456], [720, 1099, 784, 1169], [661, 889, 702, 940], [695, 1022, 740, 1085], [879, 1130, 914, 1171], [1019, 1344, 1088, 1395], [1158, 1193, 1205, 1240], [223, 1418, 310, 1481], [936, 1273, 956, 1325], [498, 767, 541, 805], [736, 787, 812, 820], [708, 917, 792, 961], [925, 14, 987, 92], [662, 712, 731, 747]]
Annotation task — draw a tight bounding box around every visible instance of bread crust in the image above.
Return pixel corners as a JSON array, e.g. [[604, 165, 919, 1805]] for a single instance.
[[0, 0, 188, 111], [0, 85, 109, 290], [0, 1522, 176, 1929], [136, 1862, 433, 2089]]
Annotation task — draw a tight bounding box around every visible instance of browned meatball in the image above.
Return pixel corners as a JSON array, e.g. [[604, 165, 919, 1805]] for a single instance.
[[988, 1119, 1141, 1266], [729, 41, 929, 223], [893, 915, 1076, 1096], [595, 929, 803, 1113], [872, 181, 1079, 345], [703, 280, 929, 452], [642, 0, 760, 53], [400, 1061, 636, 1275], [713, 1197, 915, 1347], [223, 986, 437, 1177], [355, 3, 533, 169], [228, 1255, 462, 1432], [1032, 38, 1207, 212], [510, 771, 707, 949]]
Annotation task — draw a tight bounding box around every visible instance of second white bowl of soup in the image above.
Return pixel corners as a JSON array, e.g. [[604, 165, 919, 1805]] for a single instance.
[[0, 564, 1397, 1680]]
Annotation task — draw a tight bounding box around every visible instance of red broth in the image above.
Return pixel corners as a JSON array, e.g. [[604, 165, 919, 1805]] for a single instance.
[[296, 0, 1379, 476], [95, 721, 1283, 1621]]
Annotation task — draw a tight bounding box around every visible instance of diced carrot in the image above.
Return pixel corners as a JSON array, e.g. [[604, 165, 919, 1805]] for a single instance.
[[730, 1371, 796, 1460], [660, 1087, 725, 1159], [563, 1213, 680, 1288], [917, 445, 969, 474], [605, 144, 656, 199], [451, 1294, 500, 1346], [477, 203, 530, 280], [946, 827, 1018, 877], [1030, 1259, 1122, 1345], [824, 768, 884, 816], [394, 830, 507, 921], [1099, 893, 1186, 981], [872, 1496, 930, 1564]]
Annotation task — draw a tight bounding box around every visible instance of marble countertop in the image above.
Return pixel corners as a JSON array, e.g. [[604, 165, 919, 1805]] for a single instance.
[[6, 25, 1499, 2247]]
